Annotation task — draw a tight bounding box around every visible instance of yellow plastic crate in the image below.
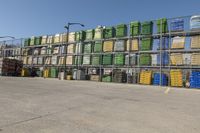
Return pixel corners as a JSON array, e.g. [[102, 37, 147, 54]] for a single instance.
[[67, 44, 75, 54], [139, 70, 152, 85], [127, 39, 139, 51], [191, 53, 200, 65], [191, 35, 200, 48], [103, 41, 113, 52], [170, 53, 183, 65], [43, 69, 50, 78], [66, 56, 73, 65], [171, 36, 185, 49], [170, 70, 183, 87]]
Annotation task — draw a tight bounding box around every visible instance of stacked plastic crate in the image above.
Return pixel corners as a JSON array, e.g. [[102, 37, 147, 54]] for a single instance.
[[153, 73, 168, 86], [190, 71, 200, 88], [115, 24, 127, 37], [139, 54, 151, 66], [170, 70, 183, 87], [113, 69, 127, 83], [83, 43, 92, 65], [139, 70, 152, 85], [170, 19, 184, 32], [114, 53, 124, 65]]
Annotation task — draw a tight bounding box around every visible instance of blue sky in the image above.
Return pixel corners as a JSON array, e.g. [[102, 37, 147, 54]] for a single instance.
[[0, 0, 200, 39]]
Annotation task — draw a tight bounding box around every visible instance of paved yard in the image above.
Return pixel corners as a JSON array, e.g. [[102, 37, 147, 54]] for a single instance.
[[0, 77, 199, 133]]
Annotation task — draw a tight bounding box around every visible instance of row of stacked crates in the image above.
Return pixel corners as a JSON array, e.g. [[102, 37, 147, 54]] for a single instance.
[[24, 17, 186, 47]]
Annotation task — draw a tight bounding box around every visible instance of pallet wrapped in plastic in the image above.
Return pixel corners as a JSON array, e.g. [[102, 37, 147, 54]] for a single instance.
[[51, 56, 58, 65], [183, 54, 191, 65], [90, 75, 100, 81], [92, 55, 101, 65], [45, 57, 51, 65], [23, 57, 28, 64], [40, 47, 47, 55], [114, 53, 124, 65], [151, 54, 157, 66], [73, 69, 86, 80], [75, 43, 83, 54], [85, 29, 94, 40], [33, 57, 38, 65], [58, 56, 65, 65], [53, 47, 59, 54], [74, 56, 82, 65], [139, 54, 151, 66], [191, 53, 200, 65], [113, 69, 127, 83], [41, 35, 47, 45], [141, 21, 153, 35], [94, 27, 103, 39], [30, 36, 35, 46], [170, 53, 183, 65], [141, 38, 153, 51], [47, 36, 54, 44], [104, 27, 115, 39], [83, 43, 92, 53], [38, 57, 43, 65], [126, 39, 139, 51], [116, 24, 127, 37], [170, 70, 183, 87], [157, 37, 169, 50], [139, 70, 152, 85], [103, 41, 113, 52], [103, 54, 112, 65], [130, 21, 140, 36], [60, 33, 67, 43], [191, 35, 200, 48], [114, 40, 126, 52], [28, 57, 32, 65], [102, 75, 112, 82], [50, 67, 58, 78], [125, 54, 137, 65], [33, 48, 40, 55], [75, 31, 86, 41], [171, 36, 185, 49]]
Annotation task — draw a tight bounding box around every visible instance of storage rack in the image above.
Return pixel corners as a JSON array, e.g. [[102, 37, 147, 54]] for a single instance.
[[1, 14, 200, 88]]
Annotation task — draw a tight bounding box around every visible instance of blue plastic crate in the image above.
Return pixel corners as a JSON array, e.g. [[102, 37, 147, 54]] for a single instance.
[[190, 71, 200, 88], [157, 52, 169, 65], [170, 19, 184, 32], [153, 73, 168, 86], [158, 37, 169, 50]]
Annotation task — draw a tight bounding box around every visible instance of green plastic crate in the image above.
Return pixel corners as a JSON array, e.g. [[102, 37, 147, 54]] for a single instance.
[[24, 38, 30, 47], [92, 55, 102, 65], [85, 29, 94, 40], [103, 54, 112, 65], [50, 67, 58, 78], [74, 56, 82, 65], [83, 55, 91, 65], [30, 37, 36, 46], [130, 21, 141, 36], [141, 38, 153, 51], [93, 41, 102, 53], [116, 24, 127, 37], [157, 18, 168, 33], [114, 53, 125, 65], [139, 54, 152, 66], [104, 27, 115, 39], [76, 31, 86, 41], [141, 21, 153, 35], [83, 43, 92, 53], [102, 75, 112, 82], [35, 36, 42, 45]]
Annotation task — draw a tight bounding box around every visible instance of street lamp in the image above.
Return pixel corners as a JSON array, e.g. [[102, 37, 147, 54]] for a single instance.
[[63, 22, 85, 79], [0, 36, 15, 39]]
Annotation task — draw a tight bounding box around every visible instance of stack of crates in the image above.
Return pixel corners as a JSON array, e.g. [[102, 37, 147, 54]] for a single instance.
[[103, 54, 112, 65], [33, 57, 38, 65], [125, 54, 137, 65], [94, 27, 103, 39], [113, 69, 127, 83], [153, 73, 168, 86], [47, 36, 54, 44], [35, 36, 42, 45], [190, 71, 200, 88], [114, 40, 126, 51], [183, 53, 191, 65], [104, 27, 115, 39], [157, 37, 169, 50], [74, 56, 82, 65], [76, 31, 86, 41], [157, 52, 169, 65], [92, 55, 101, 65], [114, 53, 124, 65], [141, 21, 153, 35], [191, 53, 200, 65], [141, 38, 153, 51], [157, 18, 168, 33], [68, 32, 76, 42], [51, 56, 58, 65], [30, 36, 36, 46], [103, 41, 113, 52], [43, 68, 50, 78], [24, 38, 30, 47], [83, 55, 91, 65], [139, 54, 151, 66], [66, 56, 73, 65], [170, 19, 184, 32], [45, 57, 51, 65], [75, 43, 83, 54], [139, 70, 152, 85], [102, 75, 112, 82], [85, 29, 94, 40], [116, 24, 127, 37], [50, 67, 58, 78], [54, 34, 60, 44], [191, 35, 200, 48], [83, 43, 92, 53], [93, 41, 102, 53], [58, 57, 65, 65], [90, 75, 100, 82], [67, 44, 75, 54], [130, 21, 140, 36], [171, 36, 185, 49], [127, 39, 139, 51], [170, 53, 183, 65], [41, 36, 47, 45], [60, 33, 67, 43], [151, 54, 157, 66], [170, 70, 183, 87], [41, 47, 47, 55]]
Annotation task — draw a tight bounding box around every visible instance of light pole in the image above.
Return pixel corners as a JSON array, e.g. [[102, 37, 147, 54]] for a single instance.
[[0, 36, 15, 39], [64, 22, 85, 79]]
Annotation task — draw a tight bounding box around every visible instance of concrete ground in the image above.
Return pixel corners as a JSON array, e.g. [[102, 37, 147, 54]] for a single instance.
[[0, 77, 199, 133]]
